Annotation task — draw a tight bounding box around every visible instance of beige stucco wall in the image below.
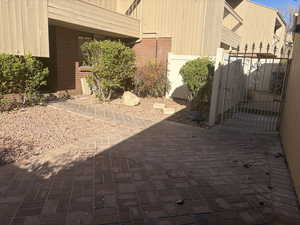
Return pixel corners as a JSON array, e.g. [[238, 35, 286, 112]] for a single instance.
[[0, 0, 49, 57], [225, 0, 286, 52], [131, 0, 224, 56], [281, 18, 300, 200]]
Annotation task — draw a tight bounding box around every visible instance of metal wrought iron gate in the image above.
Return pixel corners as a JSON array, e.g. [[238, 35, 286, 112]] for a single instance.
[[218, 43, 292, 132]]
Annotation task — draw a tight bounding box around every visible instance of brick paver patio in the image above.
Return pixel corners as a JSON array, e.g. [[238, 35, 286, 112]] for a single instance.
[[0, 101, 299, 225]]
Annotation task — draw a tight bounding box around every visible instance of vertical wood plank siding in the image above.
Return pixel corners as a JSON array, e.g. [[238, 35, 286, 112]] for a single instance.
[[48, 0, 140, 38], [221, 26, 241, 48], [0, 0, 49, 57], [117, 0, 136, 14], [230, 1, 286, 52], [80, 0, 117, 11], [135, 0, 224, 56]]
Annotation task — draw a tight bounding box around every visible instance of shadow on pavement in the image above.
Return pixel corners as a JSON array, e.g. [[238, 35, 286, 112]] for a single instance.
[[0, 105, 299, 225]]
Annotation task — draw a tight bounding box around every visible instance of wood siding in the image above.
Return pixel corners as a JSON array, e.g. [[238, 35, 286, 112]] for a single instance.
[[132, 0, 224, 56], [221, 26, 241, 48], [202, 0, 225, 56], [0, 0, 49, 57], [48, 0, 140, 39], [80, 0, 117, 11], [229, 0, 286, 52], [117, 0, 135, 14]]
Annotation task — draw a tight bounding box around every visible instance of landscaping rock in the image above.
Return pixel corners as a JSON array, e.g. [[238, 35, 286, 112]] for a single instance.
[[153, 103, 165, 109], [122, 92, 140, 106], [163, 107, 176, 115]]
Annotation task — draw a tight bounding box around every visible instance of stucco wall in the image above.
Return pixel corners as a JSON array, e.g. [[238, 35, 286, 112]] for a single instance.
[[166, 53, 200, 99], [281, 21, 300, 200]]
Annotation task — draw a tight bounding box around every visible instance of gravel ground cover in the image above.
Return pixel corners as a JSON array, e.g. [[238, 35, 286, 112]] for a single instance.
[[0, 95, 204, 165], [0, 105, 133, 164]]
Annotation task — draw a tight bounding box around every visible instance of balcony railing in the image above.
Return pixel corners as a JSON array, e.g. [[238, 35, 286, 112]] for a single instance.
[[125, 0, 141, 17], [221, 26, 241, 48], [224, 1, 243, 25]]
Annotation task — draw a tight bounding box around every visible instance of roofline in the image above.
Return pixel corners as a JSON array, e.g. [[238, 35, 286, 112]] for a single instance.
[[246, 0, 287, 25], [276, 11, 287, 26]]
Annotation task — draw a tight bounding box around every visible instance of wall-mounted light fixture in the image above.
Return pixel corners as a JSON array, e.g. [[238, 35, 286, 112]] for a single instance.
[[293, 13, 300, 33]]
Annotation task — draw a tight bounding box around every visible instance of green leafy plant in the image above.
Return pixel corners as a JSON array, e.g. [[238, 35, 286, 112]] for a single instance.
[[21, 55, 49, 103], [134, 61, 170, 97], [0, 54, 24, 94], [81, 40, 136, 101], [180, 57, 214, 111], [0, 54, 49, 104], [0, 97, 20, 112]]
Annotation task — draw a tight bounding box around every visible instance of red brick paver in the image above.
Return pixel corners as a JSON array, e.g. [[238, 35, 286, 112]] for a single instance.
[[0, 102, 299, 225]]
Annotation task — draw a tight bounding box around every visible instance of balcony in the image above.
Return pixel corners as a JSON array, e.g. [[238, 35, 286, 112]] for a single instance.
[[48, 0, 140, 39], [222, 1, 243, 48], [221, 26, 241, 48], [224, 1, 243, 25]]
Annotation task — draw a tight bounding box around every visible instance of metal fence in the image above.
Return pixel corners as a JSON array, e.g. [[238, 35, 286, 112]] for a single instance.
[[210, 44, 292, 132]]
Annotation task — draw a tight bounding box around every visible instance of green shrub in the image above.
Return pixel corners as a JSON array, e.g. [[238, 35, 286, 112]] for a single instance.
[[0, 97, 20, 112], [0, 54, 24, 94], [81, 40, 136, 101], [180, 57, 214, 98], [21, 55, 49, 102], [0, 54, 49, 103], [180, 58, 214, 111], [134, 61, 170, 97]]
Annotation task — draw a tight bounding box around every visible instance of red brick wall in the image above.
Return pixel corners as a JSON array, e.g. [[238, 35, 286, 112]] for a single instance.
[[133, 37, 172, 68], [55, 26, 79, 92], [48, 26, 92, 95], [75, 62, 92, 94], [48, 29, 172, 95]]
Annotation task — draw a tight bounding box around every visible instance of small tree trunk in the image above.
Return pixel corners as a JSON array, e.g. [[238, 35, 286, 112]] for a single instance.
[[99, 88, 112, 102]]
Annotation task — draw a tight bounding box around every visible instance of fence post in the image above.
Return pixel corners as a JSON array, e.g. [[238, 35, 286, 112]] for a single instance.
[[166, 52, 173, 99], [209, 48, 224, 126]]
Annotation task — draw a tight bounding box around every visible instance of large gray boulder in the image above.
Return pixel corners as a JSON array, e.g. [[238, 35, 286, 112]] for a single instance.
[[122, 91, 140, 106]]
